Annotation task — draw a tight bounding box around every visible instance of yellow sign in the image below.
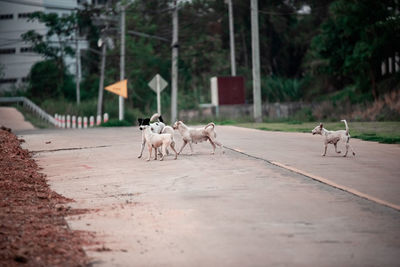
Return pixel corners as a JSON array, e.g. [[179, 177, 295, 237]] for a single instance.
[[105, 79, 128, 98]]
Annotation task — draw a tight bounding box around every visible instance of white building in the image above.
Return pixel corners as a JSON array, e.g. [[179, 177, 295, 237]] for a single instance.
[[0, 0, 89, 93]]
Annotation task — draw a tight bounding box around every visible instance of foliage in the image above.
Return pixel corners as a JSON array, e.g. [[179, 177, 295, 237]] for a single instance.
[[308, 0, 400, 99], [100, 119, 132, 127], [15, 105, 53, 129], [21, 12, 76, 60], [21, 12, 77, 99], [18, 0, 400, 123], [261, 76, 304, 102], [21, 12, 77, 88], [28, 60, 62, 99], [236, 121, 400, 144]]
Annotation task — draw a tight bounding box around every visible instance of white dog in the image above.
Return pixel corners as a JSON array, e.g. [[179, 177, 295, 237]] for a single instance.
[[138, 113, 165, 158], [172, 120, 224, 155], [311, 119, 356, 157], [142, 124, 178, 161]]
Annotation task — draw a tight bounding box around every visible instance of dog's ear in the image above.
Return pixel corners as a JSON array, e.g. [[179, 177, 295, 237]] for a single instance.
[[158, 115, 164, 123], [319, 123, 323, 129], [138, 118, 143, 125], [143, 118, 150, 125]]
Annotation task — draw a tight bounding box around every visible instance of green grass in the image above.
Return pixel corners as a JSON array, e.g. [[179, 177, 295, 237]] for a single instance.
[[235, 121, 400, 144], [15, 105, 54, 129], [100, 119, 132, 127]]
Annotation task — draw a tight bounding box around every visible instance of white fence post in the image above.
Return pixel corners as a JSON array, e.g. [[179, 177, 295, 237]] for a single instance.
[[90, 116, 94, 127], [103, 113, 109, 123], [78, 116, 82, 129], [66, 115, 71, 128], [72, 115, 76, 128], [62, 115, 66, 128], [54, 114, 59, 127], [83, 117, 88, 128], [96, 115, 101, 126]]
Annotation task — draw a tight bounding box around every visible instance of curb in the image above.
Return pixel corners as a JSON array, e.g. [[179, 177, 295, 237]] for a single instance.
[[227, 147, 400, 212]]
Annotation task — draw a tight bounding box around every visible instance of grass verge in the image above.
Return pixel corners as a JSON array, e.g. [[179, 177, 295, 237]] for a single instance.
[[15, 105, 54, 129], [234, 121, 400, 144]]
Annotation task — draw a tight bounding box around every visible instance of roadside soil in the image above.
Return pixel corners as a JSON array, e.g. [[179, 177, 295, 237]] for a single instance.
[[0, 128, 91, 266]]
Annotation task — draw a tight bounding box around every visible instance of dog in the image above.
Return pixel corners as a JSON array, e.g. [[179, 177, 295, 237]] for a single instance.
[[141, 124, 178, 161], [311, 119, 356, 157], [172, 120, 224, 155], [138, 113, 165, 158]]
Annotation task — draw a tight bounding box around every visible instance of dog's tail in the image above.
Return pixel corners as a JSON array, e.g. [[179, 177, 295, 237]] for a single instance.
[[204, 122, 216, 137], [204, 122, 215, 130], [341, 119, 349, 135], [150, 113, 164, 122], [161, 125, 174, 135]]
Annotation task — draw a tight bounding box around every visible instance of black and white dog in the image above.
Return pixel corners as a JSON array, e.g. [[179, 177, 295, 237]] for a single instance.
[[138, 113, 166, 158]]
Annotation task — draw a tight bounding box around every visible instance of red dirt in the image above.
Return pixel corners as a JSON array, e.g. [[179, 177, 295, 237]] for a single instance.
[[0, 129, 91, 266]]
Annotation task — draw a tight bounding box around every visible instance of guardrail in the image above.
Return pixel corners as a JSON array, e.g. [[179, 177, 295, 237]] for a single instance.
[[0, 97, 110, 129], [0, 97, 57, 126]]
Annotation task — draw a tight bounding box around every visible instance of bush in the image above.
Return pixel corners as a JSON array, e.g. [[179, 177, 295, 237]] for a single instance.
[[28, 60, 61, 99], [261, 76, 304, 102], [100, 119, 132, 127], [292, 107, 315, 122]]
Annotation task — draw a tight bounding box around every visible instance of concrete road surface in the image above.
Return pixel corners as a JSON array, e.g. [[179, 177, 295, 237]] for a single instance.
[[0, 107, 34, 131], [18, 126, 400, 267]]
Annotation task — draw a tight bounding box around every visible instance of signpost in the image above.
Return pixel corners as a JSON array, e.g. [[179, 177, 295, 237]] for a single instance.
[[105, 79, 128, 99], [148, 74, 168, 114]]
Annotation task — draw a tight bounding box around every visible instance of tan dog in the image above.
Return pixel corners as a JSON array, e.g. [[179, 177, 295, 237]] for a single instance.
[[143, 125, 178, 161], [172, 121, 224, 155], [312, 119, 356, 157]]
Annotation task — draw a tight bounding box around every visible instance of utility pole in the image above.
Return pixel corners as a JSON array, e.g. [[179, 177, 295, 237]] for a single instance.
[[251, 0, 262, 122], [97, 36, 107, 116], [75, 27, 81, 105], [226, 0, 236, 76], [119, 4, 125, 120], [171, 0, 179, 123]]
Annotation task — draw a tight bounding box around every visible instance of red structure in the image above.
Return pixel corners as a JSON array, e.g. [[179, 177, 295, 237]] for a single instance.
[[213, 76, 245, 105]]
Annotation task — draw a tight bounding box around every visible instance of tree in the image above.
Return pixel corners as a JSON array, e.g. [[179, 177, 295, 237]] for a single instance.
[[308, 0, 400, 99], [21, 12, 77, 93]]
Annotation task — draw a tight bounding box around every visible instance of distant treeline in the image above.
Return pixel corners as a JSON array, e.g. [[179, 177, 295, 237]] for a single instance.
[[22, 0, 400, 115]]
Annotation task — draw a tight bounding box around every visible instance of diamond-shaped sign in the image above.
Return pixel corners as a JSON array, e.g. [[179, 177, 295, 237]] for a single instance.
[[148, 74, 168, 93]]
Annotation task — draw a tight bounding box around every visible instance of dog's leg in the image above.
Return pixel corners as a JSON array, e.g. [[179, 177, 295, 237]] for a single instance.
[[170, 142, 178, 160], [147, 145, 152, 161], [138, 139, 145, 158], [334, 143, 341, 154], [349, 144, 356, 156], [159, 145, 166, 161], [343, 138, 356, 157], [154, 147, 158, 160], [322, 143, 327, 156], [178, 140, 187, 155], [188, 141, 194, 155], [346, 137, 356, 156], [343, 143, 349, 157], [208, 139, 216, 154], [209, 136, 225, 154]]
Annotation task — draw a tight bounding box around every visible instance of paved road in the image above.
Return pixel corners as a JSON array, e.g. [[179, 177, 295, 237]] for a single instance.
[[18, 126, 400, 267], [0, 107, 34, 131], [218, 126, 400, 209]]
